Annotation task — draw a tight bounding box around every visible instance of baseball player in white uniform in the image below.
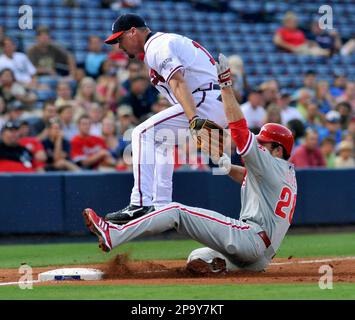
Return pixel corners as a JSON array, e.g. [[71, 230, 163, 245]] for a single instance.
[[83, 54, 297, 273], [103, 13, 228, 224]]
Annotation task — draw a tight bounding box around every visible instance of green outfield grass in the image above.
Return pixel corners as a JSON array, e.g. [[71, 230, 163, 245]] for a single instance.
[[0, 232, 354, 269], [1, 284, 355, 300], [0, 232, 354, 300]]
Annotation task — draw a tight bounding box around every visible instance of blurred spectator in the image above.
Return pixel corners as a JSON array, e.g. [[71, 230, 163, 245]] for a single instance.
[[227, 54, 248, 103], [110, 0, 142, 10], [84, 36, 107, 79], [330, 73, 347, 98], [0, 68, 37, 106], [264, 105, 282, 124], [336, 102, 352, 130], [294, 70, 317, 99], [42, 118, 80, 171], [334, 140, 355, 168], [151, 94, 171, 115], [70, 115, 116, 170], [0, 26, 5, 54], [320, 137, 336, 168], [74, 77, 99, 116], [290, 128, 326, 168], [119, 75, 157, 120], [88, 103, 105, 136], [57, 104, 78, 141], [18, 119, 47, 169], [340, 37, 355, 56], [318, 110, 343, 145], [307, 20, 342, 56], [30, 100, 58, 139], [27, 26, 76, 77], [108, 46, 129, 69], [273, 12, 329, 56], [0, 37, 36, 85], [295, 88, 312, 120], [304, 101, 324, 131], [116, 104, 136, 136], [96, 59, 123, 111], [240, 89, 265, 133], [315, 80, 335, 114], [0, 121, 38, 172], [286, 119, 305, 147], [55, 81, 75, 108], [0, 100, 26, 131], [101, 115, 129, 161], [277, 90, 303, 125], [336, 82, 355, 111], [121, 59, 145, 92], [259, 80, 279, 107]]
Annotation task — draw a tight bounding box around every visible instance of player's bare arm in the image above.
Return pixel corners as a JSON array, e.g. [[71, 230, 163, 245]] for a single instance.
[[168, 70, 197, 121]]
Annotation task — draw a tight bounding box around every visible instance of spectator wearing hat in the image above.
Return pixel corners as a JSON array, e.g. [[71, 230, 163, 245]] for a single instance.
[[320, 137, 336, 168], [42, 118, 80, 171], [335, 140, 355, 168], [0, 37, 36, 85], [57, 104, 78, 141], [70, 115, 116, 170], [0, 121, 38, 172], [84, 36, 107, 79], [0, 68, 37, 106], [318, 110, 343, 145], [0, 100, 26, 131], [27, 26, 76, 77], [290, 128, 326, 168], [336, 82, 355, 111], [240, 88, 265, 133], [277, 90, 304, 126], [18, 119, 47, 170]]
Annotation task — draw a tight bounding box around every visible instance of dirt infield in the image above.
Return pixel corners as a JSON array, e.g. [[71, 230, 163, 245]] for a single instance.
[[1, 255, 355, 286]]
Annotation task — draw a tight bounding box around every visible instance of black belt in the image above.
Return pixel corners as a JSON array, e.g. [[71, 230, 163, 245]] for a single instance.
[[242, 219, 271, 249], [192, 83, 220, 94]]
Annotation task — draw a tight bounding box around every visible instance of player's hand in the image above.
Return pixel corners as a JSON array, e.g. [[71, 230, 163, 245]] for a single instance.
[[189, 116, 207, 131], [216, 53, 232, 88]]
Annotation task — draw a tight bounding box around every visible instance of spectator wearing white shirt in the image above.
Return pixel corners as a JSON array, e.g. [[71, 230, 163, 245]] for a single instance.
[[0, 37, 36, 85], [277, 90, 304, 126], [240, 89, 265, 133]]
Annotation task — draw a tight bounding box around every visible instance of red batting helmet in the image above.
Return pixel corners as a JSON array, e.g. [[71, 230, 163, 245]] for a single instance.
[[256, 123, 294, 158]]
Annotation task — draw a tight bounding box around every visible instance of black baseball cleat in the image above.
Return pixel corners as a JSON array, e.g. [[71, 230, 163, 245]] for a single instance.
[[104, 204, 155, 225]]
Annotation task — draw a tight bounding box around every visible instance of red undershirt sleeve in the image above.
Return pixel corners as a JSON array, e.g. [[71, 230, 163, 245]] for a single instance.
[[229, 119, 252, 156]]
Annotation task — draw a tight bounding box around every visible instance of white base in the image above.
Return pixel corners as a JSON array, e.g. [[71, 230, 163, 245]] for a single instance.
[[38, 268, 104, 281]]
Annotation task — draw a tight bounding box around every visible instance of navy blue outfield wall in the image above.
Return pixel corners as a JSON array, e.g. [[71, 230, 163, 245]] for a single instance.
[[0, 169, 354, 234]]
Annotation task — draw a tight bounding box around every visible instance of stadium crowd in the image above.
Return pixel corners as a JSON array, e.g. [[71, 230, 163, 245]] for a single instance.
[[0, 10, 354, 173]]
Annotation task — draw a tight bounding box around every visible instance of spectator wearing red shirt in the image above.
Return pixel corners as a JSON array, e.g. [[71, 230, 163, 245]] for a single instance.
[[0, 121, 37, 172], [273, 12, 329, 56], [70, 115, 116, 170], [290, 128, 326, 168]]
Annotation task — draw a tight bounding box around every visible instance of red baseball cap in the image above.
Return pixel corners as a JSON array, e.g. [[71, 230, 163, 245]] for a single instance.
[[104, 13, 147, 45]]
